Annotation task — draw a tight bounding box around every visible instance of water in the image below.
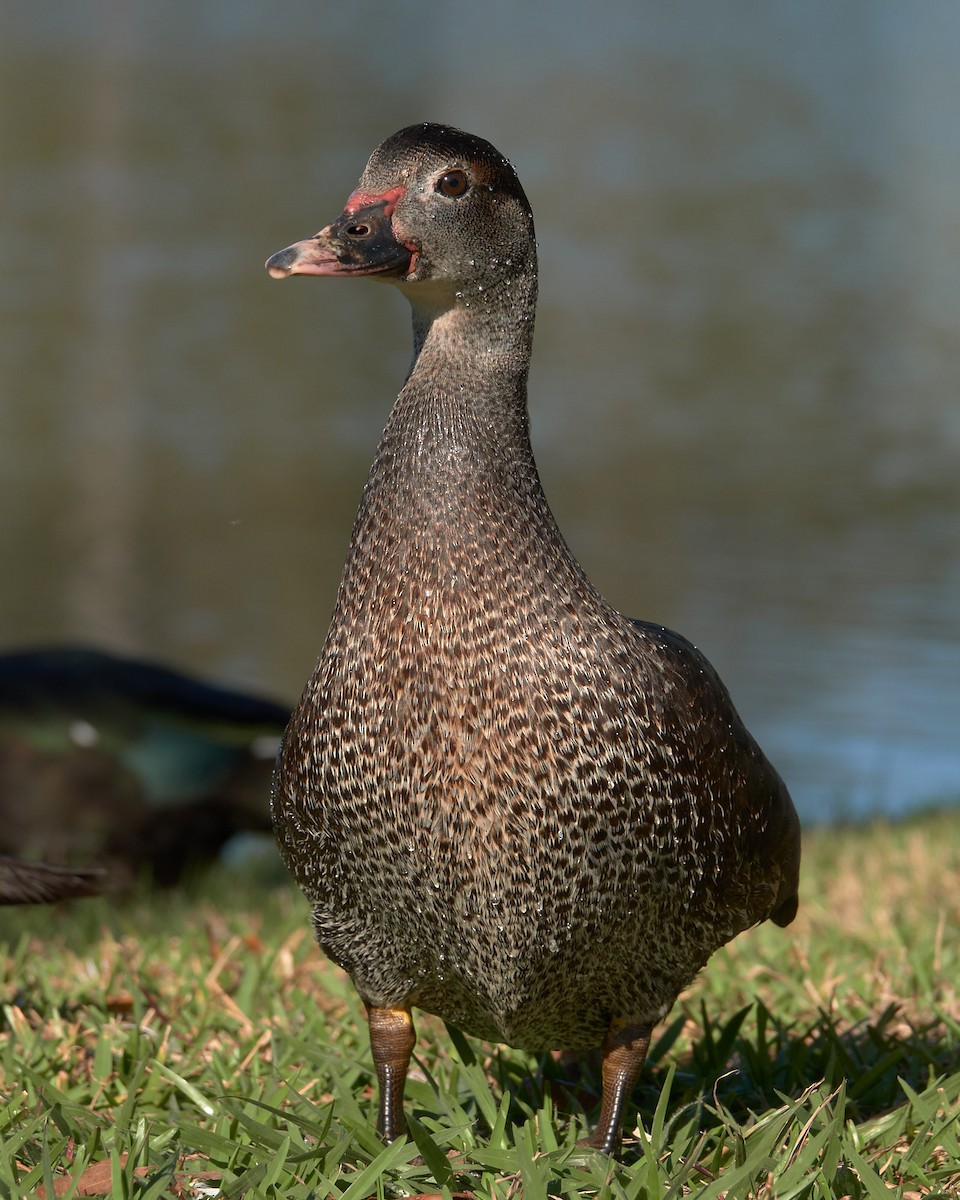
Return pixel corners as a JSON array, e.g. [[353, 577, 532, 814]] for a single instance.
[[2, 1, 958, 824]]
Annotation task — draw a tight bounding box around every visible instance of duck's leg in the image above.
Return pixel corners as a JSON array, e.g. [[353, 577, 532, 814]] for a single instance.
[[584, 1019, 651, 1155], [367, 1005, 416, 1141]]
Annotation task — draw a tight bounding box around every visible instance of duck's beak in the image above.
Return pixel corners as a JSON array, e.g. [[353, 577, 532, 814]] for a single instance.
[[266, 187, 412, 280]]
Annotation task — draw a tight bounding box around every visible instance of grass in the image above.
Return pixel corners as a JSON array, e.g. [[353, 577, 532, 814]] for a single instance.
[[1, 808, 958, 1199]]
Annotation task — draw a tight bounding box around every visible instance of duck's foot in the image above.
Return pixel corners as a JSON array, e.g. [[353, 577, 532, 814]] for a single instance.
[[368, 1004, 416, 1141], [579, 1020, 651, 1155]]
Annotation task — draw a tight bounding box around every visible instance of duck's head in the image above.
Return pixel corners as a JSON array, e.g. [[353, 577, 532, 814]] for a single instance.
[[265, 124, 536, 309]]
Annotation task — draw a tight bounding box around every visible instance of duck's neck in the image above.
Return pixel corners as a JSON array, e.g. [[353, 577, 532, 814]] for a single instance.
[[334, 266, 593, 613], [407, 263, 538, 365], [338, 267, 566, 571], [367, 269, 541, 512]]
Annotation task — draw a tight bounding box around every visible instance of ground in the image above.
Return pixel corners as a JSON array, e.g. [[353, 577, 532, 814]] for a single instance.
[[1, 809, 958, 1198]]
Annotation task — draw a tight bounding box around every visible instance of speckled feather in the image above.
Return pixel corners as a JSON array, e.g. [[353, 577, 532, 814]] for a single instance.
[[271, 123, 800, 1056]]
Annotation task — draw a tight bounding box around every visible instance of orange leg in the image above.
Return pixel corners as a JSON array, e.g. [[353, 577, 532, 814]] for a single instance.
[[583, 1020, 651, 1155], [367, 1005, 416, 1141]]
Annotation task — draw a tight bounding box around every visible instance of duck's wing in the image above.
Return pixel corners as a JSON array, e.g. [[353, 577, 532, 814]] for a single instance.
[[0, 856, 104, 904], [626, 618, 801, 929]]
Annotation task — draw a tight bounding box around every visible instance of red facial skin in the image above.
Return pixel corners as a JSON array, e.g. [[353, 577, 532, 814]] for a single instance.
[[266, 186, 414, 280]]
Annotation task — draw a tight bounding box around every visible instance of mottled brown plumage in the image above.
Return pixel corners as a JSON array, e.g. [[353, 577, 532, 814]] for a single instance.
[[266, 123, 800, 1153]]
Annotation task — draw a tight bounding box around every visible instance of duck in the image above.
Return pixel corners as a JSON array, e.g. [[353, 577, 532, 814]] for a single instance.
[[0, 646, 289, 886], [0, 856, 103, 904], [265, 123, 801, 1154]]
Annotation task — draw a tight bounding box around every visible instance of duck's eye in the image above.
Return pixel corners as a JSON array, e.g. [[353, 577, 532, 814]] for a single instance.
[[436, 169, 469, 198]]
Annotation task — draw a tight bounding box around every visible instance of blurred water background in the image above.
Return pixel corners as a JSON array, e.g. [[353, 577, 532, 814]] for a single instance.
[[2, 1, 958, 825]]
